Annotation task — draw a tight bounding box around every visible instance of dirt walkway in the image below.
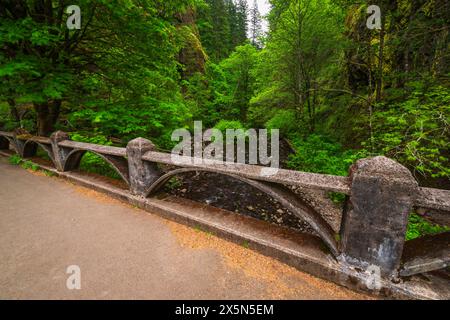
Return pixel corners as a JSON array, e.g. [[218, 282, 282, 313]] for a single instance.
[[0, 157, 370, 299]]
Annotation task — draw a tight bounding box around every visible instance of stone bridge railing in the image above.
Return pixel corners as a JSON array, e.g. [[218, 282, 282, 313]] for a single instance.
[[0, 129, 449, 284]]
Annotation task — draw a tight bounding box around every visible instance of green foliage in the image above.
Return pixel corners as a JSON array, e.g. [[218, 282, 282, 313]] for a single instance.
[[214, 119, 245, 132], [287, 134, 368, 176], [0, 0, 194, 136], [251, 0, 344, 131], [185, 44, 258, 126], [8, 154, 21, 165], [20, 160, 39, 171], [69, 99, 191, 149], [70, 133, 121, 180], [0, 100, 36, 132], [36, 148, 51, 161], [328, 192, 346, 204], [1, 0, 449, 196], [370, 84, 450, 179], [0, 102, 11, 126], [198, 0, 248, 61], [219, 44, 258, 121], [165, 177, 183, 191], [266, 110, 298, 136], [183, 70, 220, 127], [43, 170, 56, 177], [406, 214, 450, 241]]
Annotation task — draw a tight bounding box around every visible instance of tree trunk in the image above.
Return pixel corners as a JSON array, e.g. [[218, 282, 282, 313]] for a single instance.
[[34, 100, 61, 136], [367, 32, 374, 153], [376, 15, 385, 102], [175, 7, 206, 82], [311, 80, 317, 132], [7, 99, 20, 123]]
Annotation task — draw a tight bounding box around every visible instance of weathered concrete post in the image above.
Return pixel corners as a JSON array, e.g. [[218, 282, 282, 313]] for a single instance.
[[126, 138, 161, 196], [13, 129, 37, 157], [340, 156, 419, 279], [50, 131, 70, 171]]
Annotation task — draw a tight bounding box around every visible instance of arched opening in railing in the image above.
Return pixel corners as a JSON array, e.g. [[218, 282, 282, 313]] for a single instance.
[[398, 204, 450, 277], [64, 149, 130, 185], [145, 167, 339, 257], [0, 135, 10, 150], [22, 140, 55, 164], [0, 135, 16, 153]]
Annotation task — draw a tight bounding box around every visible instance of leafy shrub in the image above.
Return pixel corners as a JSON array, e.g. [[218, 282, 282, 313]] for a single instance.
[[9, 154, 41, 172], [36, 147, 51, 161], [0, 102, 36, 132], [71, 133, 112, 146], [70, 133, 121, 180], [165, 177, 182, 190], [214, 120, 245, 132], [266, 110, 298, 136], [8, 154, 21, 165], [370, 84, 450, 179], [21, 160, 38, 171], [213, 120, 248, 142], [43, 169, 56, 177], [69, 99, 191, 150], [287, 134, 368, 176], [406, 213, 450, 241], [0, 102, 13, 130]]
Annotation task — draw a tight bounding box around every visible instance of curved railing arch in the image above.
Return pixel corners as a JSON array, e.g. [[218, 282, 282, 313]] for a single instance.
[[145, 167, 339, 257], [0, 132, 17, 153], [2, 135, 17, 153], [22, 139, 55, 164], [63, 148, 130, 185]]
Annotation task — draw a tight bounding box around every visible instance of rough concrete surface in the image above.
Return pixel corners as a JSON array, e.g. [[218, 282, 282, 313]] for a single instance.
[[0, 157, 369, 299]]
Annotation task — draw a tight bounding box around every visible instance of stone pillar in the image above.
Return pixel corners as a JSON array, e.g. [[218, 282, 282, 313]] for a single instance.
[[13, 129, 36, 157], [340, 156, 418, 278], [50, 131, 70, 171], [126, 138, 161, 196]]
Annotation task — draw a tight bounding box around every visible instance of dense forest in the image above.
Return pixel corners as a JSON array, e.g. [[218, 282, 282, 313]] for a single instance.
[[1, 0, 449, 191]]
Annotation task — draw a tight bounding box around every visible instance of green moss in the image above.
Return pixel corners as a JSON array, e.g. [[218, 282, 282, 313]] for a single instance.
[[406, 213, 450, 241]]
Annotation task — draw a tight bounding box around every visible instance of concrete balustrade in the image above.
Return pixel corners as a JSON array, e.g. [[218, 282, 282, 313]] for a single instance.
[[0, 129, 449, 294]]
